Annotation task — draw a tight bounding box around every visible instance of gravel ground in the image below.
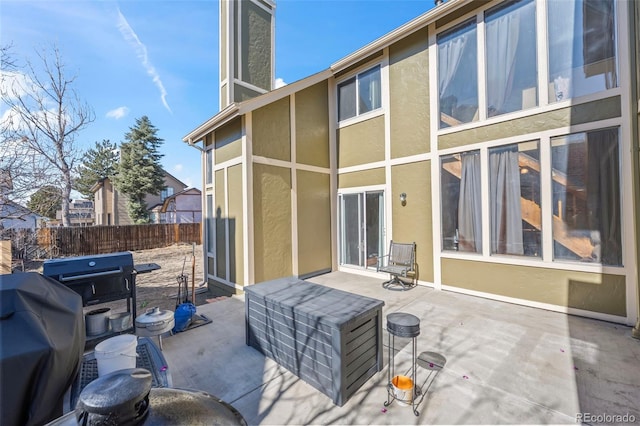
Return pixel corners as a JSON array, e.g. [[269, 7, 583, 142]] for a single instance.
[[26, 244, 219, 316]]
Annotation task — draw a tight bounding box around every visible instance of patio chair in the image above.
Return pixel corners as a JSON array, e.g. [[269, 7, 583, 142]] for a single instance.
[[377, 241, 416, 290]]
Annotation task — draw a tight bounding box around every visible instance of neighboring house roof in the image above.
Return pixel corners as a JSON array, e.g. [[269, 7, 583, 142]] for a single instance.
[[183, 0, 469, 143], [0, 200, 47, 229], [159, 188, 202, 213]]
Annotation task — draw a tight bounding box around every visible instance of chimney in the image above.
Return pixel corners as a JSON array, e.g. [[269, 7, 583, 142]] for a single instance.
[[219, 0, 276, 109]]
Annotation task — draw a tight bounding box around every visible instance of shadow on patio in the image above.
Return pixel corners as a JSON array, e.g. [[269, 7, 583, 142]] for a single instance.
[[161, 271, 640, 425]]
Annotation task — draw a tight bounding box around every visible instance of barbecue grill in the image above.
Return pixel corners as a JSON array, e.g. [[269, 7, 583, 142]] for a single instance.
[[43, 252, 159, 340]]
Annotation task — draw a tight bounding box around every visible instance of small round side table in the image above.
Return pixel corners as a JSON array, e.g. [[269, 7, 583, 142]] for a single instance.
[[384, 312, 421, 416]]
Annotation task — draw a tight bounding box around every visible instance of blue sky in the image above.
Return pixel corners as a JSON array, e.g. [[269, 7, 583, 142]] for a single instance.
[[1, 0, 433, 190]]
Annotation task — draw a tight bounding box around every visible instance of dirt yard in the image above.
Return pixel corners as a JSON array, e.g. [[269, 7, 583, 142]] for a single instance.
[[26, 244, 221, 316]]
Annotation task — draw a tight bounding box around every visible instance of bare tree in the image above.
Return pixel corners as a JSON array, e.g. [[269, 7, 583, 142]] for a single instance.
[[1, 45, 94, 226]]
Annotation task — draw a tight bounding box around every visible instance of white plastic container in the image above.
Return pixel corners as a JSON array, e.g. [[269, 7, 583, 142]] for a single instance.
[[94, 334, 138, 377]]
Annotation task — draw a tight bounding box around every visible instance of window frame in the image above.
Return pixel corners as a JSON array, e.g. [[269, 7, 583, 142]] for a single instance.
[[432, 0, 621, 136], [437, 120, 625, 274], [336, 63, 384, 126]]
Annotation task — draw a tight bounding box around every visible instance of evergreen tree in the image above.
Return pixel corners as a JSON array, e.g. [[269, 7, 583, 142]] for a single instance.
[[114, 116, 165, 224], [27, 185, 63, 219], [74, 140, 119, 199]]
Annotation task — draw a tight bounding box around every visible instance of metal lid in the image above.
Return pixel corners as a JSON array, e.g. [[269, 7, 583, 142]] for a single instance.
[[77, 368, 152, 415], [387, 312, 420, 337], [146, 388, 247, 425], [135, 307, 174, 328]]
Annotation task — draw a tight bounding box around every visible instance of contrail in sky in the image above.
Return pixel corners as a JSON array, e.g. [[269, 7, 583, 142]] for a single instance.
[[116, 8, 172, 113]]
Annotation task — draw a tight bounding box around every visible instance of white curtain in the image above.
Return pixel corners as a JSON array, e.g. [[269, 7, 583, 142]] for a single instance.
[[490, 148, 523, 255], [485, 11, 520, 115], [458, 152, 482, 252], [438, 34, 468, 98]]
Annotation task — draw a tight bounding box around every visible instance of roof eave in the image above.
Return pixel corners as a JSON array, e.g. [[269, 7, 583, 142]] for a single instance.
[[330, 0, 470, 74]]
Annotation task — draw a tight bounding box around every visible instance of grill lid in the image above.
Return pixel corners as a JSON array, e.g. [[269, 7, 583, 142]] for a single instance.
[[77, 368, 152, 418], [43, 252, 134, 280], [136, 307, 175, 336]]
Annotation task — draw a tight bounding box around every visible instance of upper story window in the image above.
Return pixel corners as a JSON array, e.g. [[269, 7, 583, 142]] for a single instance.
[[161, 187, 174, 201], [437, 0, 618, 129], [438, 19, 478, 128], [547, 0, 617, 102], [485, 0, 537, 117], [338, 65, 381, 121]]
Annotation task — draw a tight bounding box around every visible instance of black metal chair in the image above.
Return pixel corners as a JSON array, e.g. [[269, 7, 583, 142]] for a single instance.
[[377, 241, 416, 290]]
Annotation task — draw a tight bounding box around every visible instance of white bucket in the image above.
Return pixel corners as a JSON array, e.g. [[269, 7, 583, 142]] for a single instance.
[[391, 375, 414, 406], [94, 334, 138, 377]]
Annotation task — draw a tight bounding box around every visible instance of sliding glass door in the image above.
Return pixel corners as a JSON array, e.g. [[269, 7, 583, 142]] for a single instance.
[[339, 191, 385, 268]]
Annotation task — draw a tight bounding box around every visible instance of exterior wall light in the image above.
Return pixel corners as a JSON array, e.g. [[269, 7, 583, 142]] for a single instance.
[[400, 193, 407, 206]]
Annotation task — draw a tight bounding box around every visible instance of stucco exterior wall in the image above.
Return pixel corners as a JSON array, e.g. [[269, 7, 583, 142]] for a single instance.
[[338, 168, 385, 189], [391, 161, 433, 283], [442, 259, 626, 317], [215, 118, 243, 164], [295, 81, 330, 168], [253, 97, 291, 161], [215, 169, 226, 280], [337, 116, 385, 168], [438, 96, 621, 150], [228, 164, 244, 285], [253, 163, 292, 282], [296, 170, 332, 277], [241, 1, 272, 90], [389, 27, 430, 159]]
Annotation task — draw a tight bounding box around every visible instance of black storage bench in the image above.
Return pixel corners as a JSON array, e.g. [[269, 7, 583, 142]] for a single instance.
[[245, 277, 385, 406]]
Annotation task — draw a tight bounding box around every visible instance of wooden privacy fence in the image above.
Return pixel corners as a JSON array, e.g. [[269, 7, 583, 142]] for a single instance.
[[36, 223, 201, 257]]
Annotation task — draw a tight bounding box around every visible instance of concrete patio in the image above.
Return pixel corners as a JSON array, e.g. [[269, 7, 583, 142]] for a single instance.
[[161, 271, 640, 425]]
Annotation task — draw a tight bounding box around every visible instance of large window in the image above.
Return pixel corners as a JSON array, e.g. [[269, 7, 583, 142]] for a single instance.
[[550, 128, 621, 265], [485, 0, 537, 117], [441, 127, 621, 267], [547, 0, 617, 102], [489, 141, 541, 257], [436, 0, 618, 128], [438, 19, 478, 128], [338, 65, 381, 121], [441, 150, 482, 253]]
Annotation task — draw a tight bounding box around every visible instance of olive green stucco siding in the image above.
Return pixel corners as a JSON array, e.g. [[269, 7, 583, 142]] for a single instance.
[[253, 97, 291, 161], [439, 96, 621, 150], [337, 116, 385, 168], [253, 163, 292, 282], [241, 1, 272, 90], [295, 81, 330, 168], [228, 164, 244, 286], [442, 259, 626, 317], [297, 170, 332, 276], [389, 27, 430, 159], [234, 85, 264, 103], [391, 161, 433, 283], [215, 118, 242, 164], [214, 170, 227, 280], [338, 168, 385, 189]]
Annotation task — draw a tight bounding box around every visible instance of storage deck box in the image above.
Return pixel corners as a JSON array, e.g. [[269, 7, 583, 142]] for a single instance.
[[245, 278, 385, 406]]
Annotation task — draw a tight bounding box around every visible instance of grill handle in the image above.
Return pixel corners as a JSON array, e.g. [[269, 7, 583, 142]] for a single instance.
[[59, 268, 124, 282]]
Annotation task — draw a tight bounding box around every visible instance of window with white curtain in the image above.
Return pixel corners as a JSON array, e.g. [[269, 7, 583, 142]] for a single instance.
[[441, 127, 621, 267], [438, 18, 478, 128], [547, 0, 617, 102], [551, 128, 621, 265], [485, 0, 537, 117], [489, 141, 541, 257], [441, 150, 482, 253], [338, 65, 381, 122]]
